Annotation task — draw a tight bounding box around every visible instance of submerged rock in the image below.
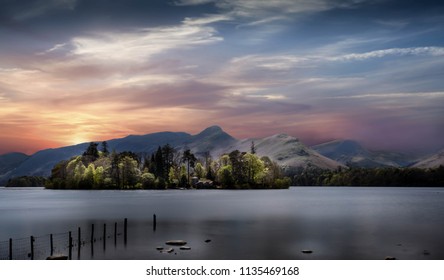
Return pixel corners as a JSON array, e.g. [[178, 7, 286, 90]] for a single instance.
[[156, 246, 164, 251], [205, 239, 212, 243], [385, 256, 396, 260], [166, 240, 187, 246], [301, 250, 313, 254], [180, 246, 191, 250], [46, 255, 68, 260]]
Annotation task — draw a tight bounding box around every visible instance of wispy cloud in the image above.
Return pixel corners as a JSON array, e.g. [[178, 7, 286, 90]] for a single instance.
[[333, 47, 444, 61], [69, 22, 223, 63]]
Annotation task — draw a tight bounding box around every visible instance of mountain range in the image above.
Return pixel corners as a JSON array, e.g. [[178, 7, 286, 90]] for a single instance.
[[311, 140, 417, 168], [0, 126, 441, 185]]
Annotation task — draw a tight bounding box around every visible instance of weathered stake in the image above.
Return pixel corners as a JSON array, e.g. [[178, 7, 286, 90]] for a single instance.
[[50, 234, 54, 256], [153, 214, 157, 231], [77, 227, 81, 260], [91, 223, 95, 257], [91, 224, 95, 243], [30, 236, 34, 260], [9, 238, 12, 260], [124, 218, 128, 245], [68, 231, 72, 260], [103, 223, 106, 251], [114, 222, 117, 246]]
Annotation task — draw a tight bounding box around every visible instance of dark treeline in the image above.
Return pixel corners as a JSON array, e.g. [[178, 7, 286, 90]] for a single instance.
[[46, 142, 290, 190], [6, 176, 48, 187], [292, 166, 444, 187]]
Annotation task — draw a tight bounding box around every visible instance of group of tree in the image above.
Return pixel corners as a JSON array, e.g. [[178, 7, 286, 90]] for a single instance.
[[292, 165, 444, 187], [46, 142, 291, 190], [6, 176, 48, 187]]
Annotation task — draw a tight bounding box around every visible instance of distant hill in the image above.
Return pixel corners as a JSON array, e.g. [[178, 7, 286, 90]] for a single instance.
[[412, 149, 444, 169], [0, 126, 343, 183], [0, 152, 30, 184], [229, 134, 343, 172], [312, 140, 415, 168]]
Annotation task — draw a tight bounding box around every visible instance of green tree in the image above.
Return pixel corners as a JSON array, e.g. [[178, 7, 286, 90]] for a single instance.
[[194, 162, 205, 179], [242, 152, 265, 185], [119, 156, 140, 188], [218, 165, 234, 188]]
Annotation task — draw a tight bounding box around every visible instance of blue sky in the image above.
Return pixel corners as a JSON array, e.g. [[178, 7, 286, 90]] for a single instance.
[[0, 0, 443, 154]]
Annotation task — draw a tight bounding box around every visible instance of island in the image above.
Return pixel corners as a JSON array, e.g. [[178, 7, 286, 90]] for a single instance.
[[46, 142, 291, 190]]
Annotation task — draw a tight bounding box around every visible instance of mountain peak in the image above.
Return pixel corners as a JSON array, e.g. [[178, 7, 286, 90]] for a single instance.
[[198, 125, 223, 135]]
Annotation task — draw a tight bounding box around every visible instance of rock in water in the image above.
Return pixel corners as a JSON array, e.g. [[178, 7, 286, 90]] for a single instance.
[[180, 246, 191, 250], [301, 250, 313, 254], [166, 240, 187, 246], [385, 256, 396, 260], [205, 239, 212, 243]]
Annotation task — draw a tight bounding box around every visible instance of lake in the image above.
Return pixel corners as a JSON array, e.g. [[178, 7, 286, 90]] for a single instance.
[[0, 186, 443, 260]]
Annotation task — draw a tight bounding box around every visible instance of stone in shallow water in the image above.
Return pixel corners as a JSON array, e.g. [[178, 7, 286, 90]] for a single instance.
[[180, 246, 191, 250], [301, 250, 313, 254], [160, 248, 174, 253], [156, 246, 164, 251], [166, 240, 187, 246], [205, 239, 212, 243]]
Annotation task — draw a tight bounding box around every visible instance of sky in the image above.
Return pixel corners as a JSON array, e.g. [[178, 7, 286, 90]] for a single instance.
[[1, 0, 443, 155]]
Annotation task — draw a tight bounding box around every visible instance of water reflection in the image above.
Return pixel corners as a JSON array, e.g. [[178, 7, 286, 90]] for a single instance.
[[0, 187, 444, 259]]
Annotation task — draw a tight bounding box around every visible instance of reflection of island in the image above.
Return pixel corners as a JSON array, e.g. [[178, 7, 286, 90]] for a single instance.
[[46, 142, 290, 190], [5, 176, 47, 187]]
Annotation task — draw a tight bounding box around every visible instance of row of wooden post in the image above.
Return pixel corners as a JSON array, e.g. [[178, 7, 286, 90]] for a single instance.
[[67, 218, 129, 260], [8, 215, 157, 260]]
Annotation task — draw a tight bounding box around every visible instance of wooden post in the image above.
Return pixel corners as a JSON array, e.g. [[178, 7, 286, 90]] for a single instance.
[[103, 224, 106, 251], [68, 231, 72, 260], [50, 234, 54, 256], [77, 227, 81, 260], [114, 222, 117, 246], [153, 214, 157, 231], [124, 218, 127, 245], [91, 224, 95, 243], [91, 223, 95, 257], [9, 238, 12, 260], [30, 236, 34, 260]]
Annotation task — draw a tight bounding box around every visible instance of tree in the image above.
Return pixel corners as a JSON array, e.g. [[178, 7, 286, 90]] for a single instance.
[[218, 165, 234, 188], [119, 156, 140, 188], [243, 153, 265, 185], [83, 142, 99, 160], [228, 150, 246, 184], [101, 141, 109, 156], [251, 141, 256, 154], [194, 162, 205, 179], [182, 149, 197, 185], [141, 172, 156, 189]]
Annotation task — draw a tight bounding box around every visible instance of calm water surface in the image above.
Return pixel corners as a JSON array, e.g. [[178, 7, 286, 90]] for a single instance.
[[0, 186, 443, 260]]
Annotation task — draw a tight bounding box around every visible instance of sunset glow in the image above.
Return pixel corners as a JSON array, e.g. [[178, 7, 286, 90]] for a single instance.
[[1, 0, 443, 155]]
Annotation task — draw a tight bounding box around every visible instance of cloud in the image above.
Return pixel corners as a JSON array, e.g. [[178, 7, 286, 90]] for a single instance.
[[333, 47, 444, 61], [176, 0, 373, 21], [69, 25, 222, 63]]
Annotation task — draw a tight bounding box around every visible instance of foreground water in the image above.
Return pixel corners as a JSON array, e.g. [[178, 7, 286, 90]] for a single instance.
[[0, 186, 443, 260]]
